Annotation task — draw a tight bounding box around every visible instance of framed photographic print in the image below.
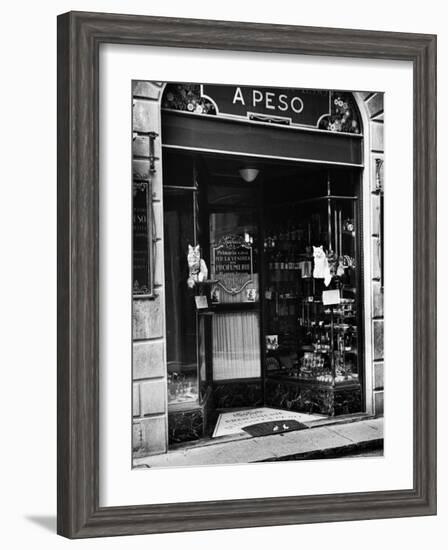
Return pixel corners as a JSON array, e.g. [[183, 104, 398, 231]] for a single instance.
[[57, 11, 437, 538]]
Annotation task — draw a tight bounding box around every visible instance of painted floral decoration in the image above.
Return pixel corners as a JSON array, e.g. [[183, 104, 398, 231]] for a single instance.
[[162, 84, 216, 115], [318, 92, 361, 134]]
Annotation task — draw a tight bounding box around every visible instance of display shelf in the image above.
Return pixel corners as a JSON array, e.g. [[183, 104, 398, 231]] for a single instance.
[[266, 373, 361, 389], [195, 279, 219, 285]]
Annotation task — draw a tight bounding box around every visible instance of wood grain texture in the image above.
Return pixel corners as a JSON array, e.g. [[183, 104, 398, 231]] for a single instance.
[[57, 11, 437, 538]]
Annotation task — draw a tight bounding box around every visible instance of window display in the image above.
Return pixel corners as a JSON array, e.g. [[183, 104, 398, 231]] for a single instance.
[[263, 172, 361, 399], [164, 186, 200, 406]]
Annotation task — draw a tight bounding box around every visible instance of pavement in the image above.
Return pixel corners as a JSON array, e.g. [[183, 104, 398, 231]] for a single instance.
[[133, 416, 383, 469]]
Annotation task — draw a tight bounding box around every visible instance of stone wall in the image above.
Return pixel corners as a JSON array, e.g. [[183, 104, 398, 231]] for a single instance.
[[132, 82, 168, 457]]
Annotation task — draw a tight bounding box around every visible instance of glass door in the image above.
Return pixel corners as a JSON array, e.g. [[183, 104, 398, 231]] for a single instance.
[[209, 210, 261, 381], [193, 168, 264, 408]]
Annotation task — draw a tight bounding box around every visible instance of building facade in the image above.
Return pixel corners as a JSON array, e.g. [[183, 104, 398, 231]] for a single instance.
[[131, 81, 384, 458]]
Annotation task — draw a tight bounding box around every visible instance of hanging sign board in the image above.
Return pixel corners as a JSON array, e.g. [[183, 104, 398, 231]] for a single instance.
[[212, 235, 253, 295], [201, 84, 330, 127], [214, 239, 252, 275]]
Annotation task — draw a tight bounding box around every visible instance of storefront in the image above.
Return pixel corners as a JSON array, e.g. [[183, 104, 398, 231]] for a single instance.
[[132, 82, 384, 458]]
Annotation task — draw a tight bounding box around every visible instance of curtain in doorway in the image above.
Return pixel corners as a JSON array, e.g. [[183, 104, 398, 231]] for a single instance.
[[212, 311, 261, 380]]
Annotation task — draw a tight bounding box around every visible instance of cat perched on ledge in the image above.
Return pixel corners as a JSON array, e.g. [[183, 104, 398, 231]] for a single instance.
[[187, 244, 208, 288]]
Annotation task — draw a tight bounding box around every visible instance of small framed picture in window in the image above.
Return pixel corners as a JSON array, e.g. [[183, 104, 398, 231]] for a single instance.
[[246, 287, 256, 302]]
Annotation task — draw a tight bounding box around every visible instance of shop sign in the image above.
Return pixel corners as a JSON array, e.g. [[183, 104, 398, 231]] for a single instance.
[[214, 236, 252, 275], [201, 84, 330, 127], [213, 235, 253, 295]]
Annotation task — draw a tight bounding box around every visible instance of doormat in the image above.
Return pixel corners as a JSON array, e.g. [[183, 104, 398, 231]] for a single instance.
[[212, 407, 325, 438], [242, 419, 309, 437]]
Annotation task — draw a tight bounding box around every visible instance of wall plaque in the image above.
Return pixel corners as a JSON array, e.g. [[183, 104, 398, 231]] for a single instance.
[[133, 180, 153, 295]]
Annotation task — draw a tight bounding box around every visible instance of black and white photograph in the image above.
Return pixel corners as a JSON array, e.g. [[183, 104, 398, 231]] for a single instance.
[[0, 0, 440, 545], [132, 81, 384, 467]]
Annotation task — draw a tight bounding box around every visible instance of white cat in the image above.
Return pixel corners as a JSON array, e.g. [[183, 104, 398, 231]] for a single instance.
[[313, 245, 332, 287], [187, 244, 208, 288]]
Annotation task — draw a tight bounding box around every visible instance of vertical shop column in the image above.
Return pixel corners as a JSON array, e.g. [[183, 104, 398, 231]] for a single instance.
[[358, 91, 385, 416]]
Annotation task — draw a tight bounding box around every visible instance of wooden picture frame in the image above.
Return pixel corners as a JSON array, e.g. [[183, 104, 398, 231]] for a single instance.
[[57, 11, 437, 538]]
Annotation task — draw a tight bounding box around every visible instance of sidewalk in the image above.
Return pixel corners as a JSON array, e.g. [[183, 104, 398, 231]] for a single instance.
[[134, 417, 383, 468]]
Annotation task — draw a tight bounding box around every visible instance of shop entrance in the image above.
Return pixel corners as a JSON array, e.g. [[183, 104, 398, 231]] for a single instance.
[[163, 149, 364, 446]]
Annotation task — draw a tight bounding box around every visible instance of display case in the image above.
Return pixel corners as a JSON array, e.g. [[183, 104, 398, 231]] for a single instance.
[[263, 176, 363, 416]]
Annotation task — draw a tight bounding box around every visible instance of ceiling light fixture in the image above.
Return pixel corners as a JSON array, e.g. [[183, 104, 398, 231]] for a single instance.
[[238, 167, 260, 183]]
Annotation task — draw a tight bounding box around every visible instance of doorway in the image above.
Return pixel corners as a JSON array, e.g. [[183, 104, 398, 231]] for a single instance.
[[163, 149, 364, 446]]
